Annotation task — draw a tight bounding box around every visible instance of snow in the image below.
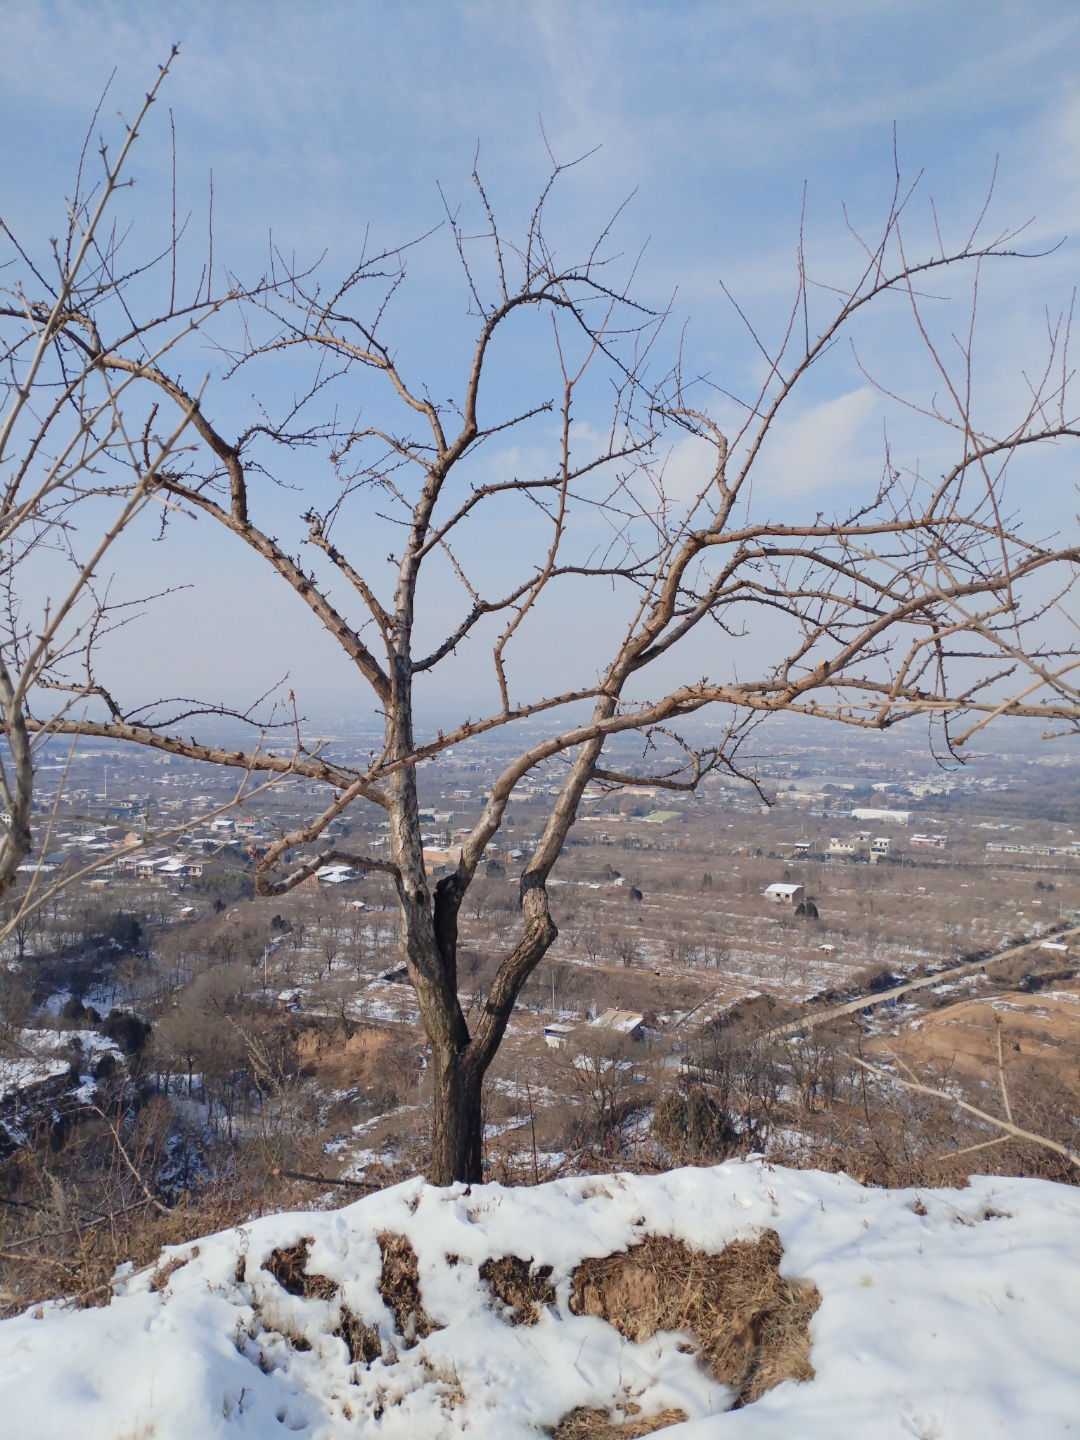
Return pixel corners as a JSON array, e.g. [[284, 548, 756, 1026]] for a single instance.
[[0, 1053, 69, 1101], [1, 1163, 1078, 1438]]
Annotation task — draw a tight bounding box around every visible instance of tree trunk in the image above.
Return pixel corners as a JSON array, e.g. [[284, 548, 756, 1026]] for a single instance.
[[430, 1047, 484, 1185]]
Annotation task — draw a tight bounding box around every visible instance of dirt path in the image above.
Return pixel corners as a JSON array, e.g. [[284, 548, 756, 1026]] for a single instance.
[[765, 926, 1078, 1039]]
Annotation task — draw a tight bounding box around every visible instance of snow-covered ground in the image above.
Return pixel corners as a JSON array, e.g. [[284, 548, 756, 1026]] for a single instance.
[[1, 1162, 1078, 1438]]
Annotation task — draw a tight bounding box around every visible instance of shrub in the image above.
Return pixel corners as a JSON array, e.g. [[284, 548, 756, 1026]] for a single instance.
[[103, 1009, 152, 1055]]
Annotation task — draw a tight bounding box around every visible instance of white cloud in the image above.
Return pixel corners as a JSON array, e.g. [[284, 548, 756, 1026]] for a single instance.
[[651, 388, 881, 510], [654, 432, 726, 504], [751, 386, 881, 499]]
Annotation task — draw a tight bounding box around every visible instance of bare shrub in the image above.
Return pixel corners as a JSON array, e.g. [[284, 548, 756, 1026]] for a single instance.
[[652, 1087, 738, 1164]]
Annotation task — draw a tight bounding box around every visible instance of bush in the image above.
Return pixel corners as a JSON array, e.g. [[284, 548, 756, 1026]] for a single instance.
[[106, 912, 142, 951], [653, 1087, 738, 1162], [103, 1009, 152, 1055]]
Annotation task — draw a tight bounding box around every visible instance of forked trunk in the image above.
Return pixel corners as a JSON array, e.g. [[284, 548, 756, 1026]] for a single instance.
[[430, 1048, 484, 1185]]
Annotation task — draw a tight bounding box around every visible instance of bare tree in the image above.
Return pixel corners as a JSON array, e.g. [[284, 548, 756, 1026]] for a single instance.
[[20, 104, 1080, 1181], [0, 55, 310, 946], [0, 56, 217, 900]]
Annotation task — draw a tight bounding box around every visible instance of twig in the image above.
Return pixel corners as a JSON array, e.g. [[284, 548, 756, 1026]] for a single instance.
[[269, 1166, 379, 1190], [937, 1134, 1010, 1161], [849, 1054, 1080, 1170], [92, 1107, 173, 1214]]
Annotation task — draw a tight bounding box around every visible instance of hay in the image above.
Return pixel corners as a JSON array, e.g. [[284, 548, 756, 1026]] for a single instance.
[[568, 1230, 819, 1407], [376, 1231, 439, 1346], [337, 1305, 382, 1365], [479, 1254, 556, 1325], [264, 1238, 338, 1300], [549, 1404, 690, 1438]]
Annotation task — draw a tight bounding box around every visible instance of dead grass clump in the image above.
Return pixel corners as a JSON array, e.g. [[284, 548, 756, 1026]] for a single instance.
[[337, 1304, 382, 1365], [265, 1238, 338, 1300], [549, 1404, 689, 1438], [148, 1254, 189, 1292], [376, 1231, 439, 1345], [479, 1254, 556, 1325], [568, 1230, 819, 1407]]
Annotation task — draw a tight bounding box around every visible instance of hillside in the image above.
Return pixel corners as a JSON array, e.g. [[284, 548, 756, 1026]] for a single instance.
[[0, 1162, 1077, 1438]]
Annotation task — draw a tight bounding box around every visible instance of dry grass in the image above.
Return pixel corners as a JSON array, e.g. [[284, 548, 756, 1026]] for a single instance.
[[568, 1230, 819, 1407], [376, 1231, 439, 1345], [337, 1304, 383, 1365], [479, 1253, 556, 1325], [147, 1253, 190, 1293], [0, 1177, 262, 1317], [549, 1405, 690, 1438], [264, 1237, 338, 1300]]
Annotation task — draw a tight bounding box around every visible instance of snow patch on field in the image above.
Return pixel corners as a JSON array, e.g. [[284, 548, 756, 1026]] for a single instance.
[[0, 1162, 1078, 1438]]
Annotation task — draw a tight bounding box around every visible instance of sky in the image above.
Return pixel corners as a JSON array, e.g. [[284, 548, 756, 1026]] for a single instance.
[[2, 1, 1079, 736]]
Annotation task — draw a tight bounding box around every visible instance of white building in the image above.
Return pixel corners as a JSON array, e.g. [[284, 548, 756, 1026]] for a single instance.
[[763, 882, 806, 904], [851, 808, 911, 824], [316, 863, 359, 884], [543, 1022, 576, 1050]]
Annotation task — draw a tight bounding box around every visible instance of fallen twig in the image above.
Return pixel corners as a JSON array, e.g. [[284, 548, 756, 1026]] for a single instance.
[[269, 1166, 379, 1191]]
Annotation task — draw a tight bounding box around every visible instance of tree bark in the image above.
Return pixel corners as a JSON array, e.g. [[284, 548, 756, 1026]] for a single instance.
[[430, 1047, 484, 1185]]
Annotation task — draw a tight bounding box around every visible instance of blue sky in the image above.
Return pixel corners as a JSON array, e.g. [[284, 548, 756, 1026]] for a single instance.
[[2, 2, 1079, 729]]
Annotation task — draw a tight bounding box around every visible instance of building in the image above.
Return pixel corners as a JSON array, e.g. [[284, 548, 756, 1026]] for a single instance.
[[588, 1008, 645, 1042], [543, 1022, 576, 1050], [910, 833, 946, 848], [763, 882, 806, 904], [851, 808, 911, 824], [316, 863, 359, 884], [826, 838, 858, 858], [119, 852, 204, 881], [422, 844, 463, 876]]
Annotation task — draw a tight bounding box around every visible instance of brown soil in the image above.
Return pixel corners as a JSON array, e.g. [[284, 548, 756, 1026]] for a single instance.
[[295, 1023, 410, 1089], [880, 987, 1080, 1096], [376, 1231, 439, 1346], [264, 1237, 338, 1300], [568, 1230, 819, 1408], [479, 1253, 556, 1325], [549, 1405, 690, 1439]]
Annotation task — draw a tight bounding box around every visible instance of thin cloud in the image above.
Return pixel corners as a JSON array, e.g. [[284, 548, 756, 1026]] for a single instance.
[[752, 387, 880, 499]]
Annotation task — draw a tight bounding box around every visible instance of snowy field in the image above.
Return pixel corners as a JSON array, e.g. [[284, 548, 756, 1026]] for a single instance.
[[1, 1162, 1078, 1438]]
